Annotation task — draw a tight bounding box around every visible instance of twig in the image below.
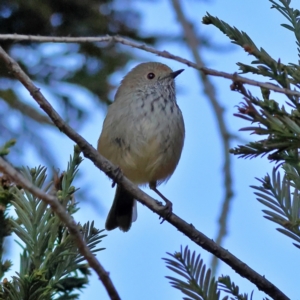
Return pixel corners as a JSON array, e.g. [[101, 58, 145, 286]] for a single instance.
[[170, 0, 233, 274], [0, 45, 290, 300], [5, 96, 53, 125], [0, 158, 120, 300], [0, 34, 299, 98]]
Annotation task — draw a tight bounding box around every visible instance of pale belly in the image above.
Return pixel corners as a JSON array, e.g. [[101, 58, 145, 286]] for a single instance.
[[98, 94, 185, 185]]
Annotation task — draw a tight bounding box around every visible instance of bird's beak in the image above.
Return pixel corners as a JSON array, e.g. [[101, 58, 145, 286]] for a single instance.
[[170, 69, 184, 79]]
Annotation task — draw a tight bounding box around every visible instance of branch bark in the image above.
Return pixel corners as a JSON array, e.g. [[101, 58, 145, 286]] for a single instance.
[[0, 45, 290, 300]]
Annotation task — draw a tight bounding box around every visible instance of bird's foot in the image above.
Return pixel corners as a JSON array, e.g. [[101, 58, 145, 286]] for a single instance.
[[110, 166, 123, 188], [159, 198, 173, 224], [149, 181, 173, 223]]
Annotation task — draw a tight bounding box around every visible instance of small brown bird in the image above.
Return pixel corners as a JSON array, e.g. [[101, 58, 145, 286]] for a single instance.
[[98, 62, 185, 232]]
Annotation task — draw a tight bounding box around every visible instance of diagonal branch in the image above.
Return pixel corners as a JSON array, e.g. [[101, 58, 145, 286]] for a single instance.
[[4, 95, 53, 125], [0, 45, 289, 300], [170, 0, 233, 274], [0, 158, 120, 300], [0, 34, 299, 98]]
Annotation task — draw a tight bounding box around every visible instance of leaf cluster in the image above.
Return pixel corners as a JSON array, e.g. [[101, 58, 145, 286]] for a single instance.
[[163, 246, 258, 300], [252, 166, 300, 249], [203, 0, 300, 89], [229, 89, 300, 162], [0, 146, 106, 299], [203, 0, 300, 162], [202, 0, 300, 249]]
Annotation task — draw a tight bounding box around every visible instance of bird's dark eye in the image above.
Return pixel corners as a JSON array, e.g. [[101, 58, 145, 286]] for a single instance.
[[147, 72, 155, 80]]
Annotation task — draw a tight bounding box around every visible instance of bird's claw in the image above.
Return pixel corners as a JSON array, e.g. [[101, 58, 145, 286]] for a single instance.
[[159, 199, 173, 224], [111, 166, 122, 188]]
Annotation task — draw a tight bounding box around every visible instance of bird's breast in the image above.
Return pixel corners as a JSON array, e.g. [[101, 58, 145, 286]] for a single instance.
[[98, 92, 185, 184]]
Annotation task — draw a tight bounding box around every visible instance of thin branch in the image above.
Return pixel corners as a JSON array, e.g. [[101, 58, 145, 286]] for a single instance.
[[0, 46, 290, 300], [170, 0, 233, 274], [0, 34, 299, 98], [0, 158, 120, 300], [4, 96, 53, 125]]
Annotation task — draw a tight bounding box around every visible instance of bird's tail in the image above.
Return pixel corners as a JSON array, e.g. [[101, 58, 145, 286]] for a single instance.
[[105, 185, 137, 232]]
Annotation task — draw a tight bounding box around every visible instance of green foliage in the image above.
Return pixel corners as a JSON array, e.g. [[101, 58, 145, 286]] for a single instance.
[[0, 140, 16, 157], [163, 246, 220, 300], [203, 0, 300, 91], [202, 12, 284, 82], [202, 0, 300, 249], [218, 276, 255, 300], [203, 4, 297, 155], [229, 88, 300, 162], [0, 0, 157, 166], [0, 147, 106, 299], [251, 167, 300, 249], [270, 0, 300, 58], [163, 247, 260, 300]]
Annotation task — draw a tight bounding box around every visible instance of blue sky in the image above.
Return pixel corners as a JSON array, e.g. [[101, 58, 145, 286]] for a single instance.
[[5, 0, 300, 299]]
